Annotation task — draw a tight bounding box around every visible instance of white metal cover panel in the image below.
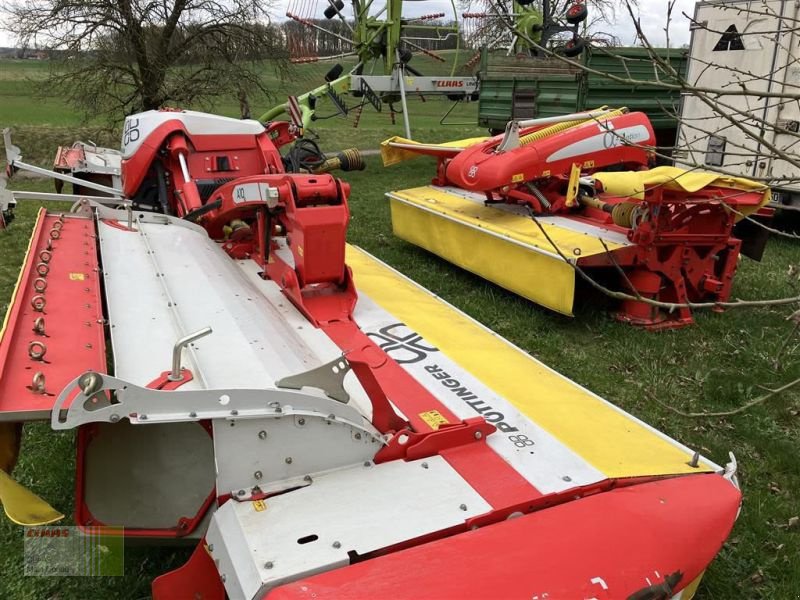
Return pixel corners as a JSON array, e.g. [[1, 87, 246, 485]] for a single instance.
[[212, 400, 382, 497], [207, 456, 491, 600], [98, 218, 372, 419], [121, 110, 265, 158], [352, 294, 605, 493]]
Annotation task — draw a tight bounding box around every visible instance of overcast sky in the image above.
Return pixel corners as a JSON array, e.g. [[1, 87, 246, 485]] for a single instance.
[[614, 0, 696, 46], [0, 1, 696, 49]]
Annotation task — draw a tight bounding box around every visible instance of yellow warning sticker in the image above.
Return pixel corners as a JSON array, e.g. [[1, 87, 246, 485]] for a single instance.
[[419, 410, 449, 430], [511, 173, 524, 183], [69, 273, 85, 281], [252, 500, 267, 512]]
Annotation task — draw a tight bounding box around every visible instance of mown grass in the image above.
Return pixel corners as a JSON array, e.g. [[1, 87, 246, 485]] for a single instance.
[[1, 57, 799, 599]]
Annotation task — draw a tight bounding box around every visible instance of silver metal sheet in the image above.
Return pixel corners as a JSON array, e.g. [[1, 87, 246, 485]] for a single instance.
[[97, 212, 371, 419], [207, 455, 491, 600], [84, 421, 214, 532], [52, 374, 378, 432], [213, 411, 382, 497], [52, 372, 383, 499]]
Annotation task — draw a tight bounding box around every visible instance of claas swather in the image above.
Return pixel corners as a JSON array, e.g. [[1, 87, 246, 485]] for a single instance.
[[0, 109, 740, 598], [384, 108, 771, 328]]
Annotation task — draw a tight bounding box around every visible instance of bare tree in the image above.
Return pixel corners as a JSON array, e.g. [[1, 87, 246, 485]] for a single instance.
[[1, 0, 290, 120], [461, 0, 626, 56]]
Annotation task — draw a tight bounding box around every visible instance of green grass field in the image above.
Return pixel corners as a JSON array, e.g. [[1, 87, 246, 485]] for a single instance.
[[1, 58, 800, 599], [0, 56, 483, 161]]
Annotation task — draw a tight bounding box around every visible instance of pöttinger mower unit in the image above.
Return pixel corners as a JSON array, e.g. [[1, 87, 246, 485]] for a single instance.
[[383, 108, 771, 328], [1, 109, 741, 598]]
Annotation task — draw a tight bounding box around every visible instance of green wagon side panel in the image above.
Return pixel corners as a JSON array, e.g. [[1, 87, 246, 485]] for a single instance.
[[478, 47, 686, 131], [584, 47, 687, 130], [535, 76, 583, 119]]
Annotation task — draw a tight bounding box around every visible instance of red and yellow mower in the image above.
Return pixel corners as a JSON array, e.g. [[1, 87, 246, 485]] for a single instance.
[[383, 108, 771, 328], [0, 109, 740, 598]]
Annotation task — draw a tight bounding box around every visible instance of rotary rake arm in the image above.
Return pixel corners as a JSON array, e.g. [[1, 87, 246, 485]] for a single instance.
[[462, 0, 588, 58], [267, 0, 478, 139], [259, 74, 354, 131]]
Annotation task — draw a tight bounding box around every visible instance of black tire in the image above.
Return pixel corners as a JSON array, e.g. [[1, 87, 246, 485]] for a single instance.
[[323, 0, 344, 19], [325, 63, 344, 82], [566, 3, 588, 25], [564, 37, 586, 57]]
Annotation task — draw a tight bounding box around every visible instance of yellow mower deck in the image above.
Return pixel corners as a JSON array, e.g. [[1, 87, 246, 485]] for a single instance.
[[388, 185, 631, 316], [348, 245, 712, 479]]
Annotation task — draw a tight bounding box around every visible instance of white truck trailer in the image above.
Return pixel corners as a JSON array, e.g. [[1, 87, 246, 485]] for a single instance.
[[677, 0, 800, 206]]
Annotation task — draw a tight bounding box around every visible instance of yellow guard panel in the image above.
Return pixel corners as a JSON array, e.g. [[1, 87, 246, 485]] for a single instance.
[[380, 135, 489, 166], [389, 186, 627, 316], [594, 165, 771, 218], [0, 469, 64, 526], [347, 245, 711, 480]]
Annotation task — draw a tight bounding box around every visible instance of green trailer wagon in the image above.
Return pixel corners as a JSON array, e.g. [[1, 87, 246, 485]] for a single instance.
[[477, 47, 687, 155]]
